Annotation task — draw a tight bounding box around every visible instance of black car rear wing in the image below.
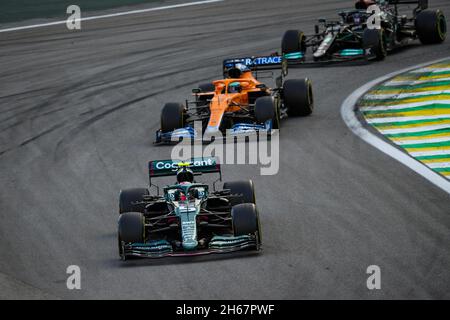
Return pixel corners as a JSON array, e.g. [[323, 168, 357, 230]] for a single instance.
[[387, 0, 428, 15], [388, 0, 427, 7]]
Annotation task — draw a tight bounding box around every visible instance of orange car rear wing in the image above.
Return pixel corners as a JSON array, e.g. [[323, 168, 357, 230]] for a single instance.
[[223, 55, 288, 78]]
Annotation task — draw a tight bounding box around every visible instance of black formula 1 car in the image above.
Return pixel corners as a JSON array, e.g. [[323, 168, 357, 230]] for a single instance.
[[154, 55, 314, 144], [117, 157, 261, 260], [282, 0, 447, 64]]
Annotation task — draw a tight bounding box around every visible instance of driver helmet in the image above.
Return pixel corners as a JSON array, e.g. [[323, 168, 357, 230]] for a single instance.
[[235, 63, 250, 73], [347, 12, 362, 25], [228, 82, 242, 93], [227, 63, 250, 78], [176, 167, 194, 183], [355, 0, 376, 10]]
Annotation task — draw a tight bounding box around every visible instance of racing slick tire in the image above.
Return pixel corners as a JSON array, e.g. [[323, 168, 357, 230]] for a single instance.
[[118, 212, 145, 257], [254, 96, 280, 129], [363, 28, 387, 61], [415, 10, 447, 44], [223, 180, 256, 206], [119, 188, 150, 214], [282, 30, 306, 54], [161, 103, 185, 133], [198, 82, 215, 92], [283, 79, 314, 117], [232, 203, 261, 244]]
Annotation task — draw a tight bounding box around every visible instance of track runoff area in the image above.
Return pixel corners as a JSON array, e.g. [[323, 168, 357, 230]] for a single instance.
[[357, 60, 450, 182]]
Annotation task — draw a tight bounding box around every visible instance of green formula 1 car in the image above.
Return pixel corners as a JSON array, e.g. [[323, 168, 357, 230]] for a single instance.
[[117, 157, 261, 260]]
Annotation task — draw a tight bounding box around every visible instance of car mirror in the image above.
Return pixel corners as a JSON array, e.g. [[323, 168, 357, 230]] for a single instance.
[[256, 84, 267, 90], [192, 88, 201, 94], [315, 25, 320, 34]]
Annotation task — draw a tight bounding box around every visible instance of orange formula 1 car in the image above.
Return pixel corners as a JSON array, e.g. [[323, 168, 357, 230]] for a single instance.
[[155, 55, 314, 144]]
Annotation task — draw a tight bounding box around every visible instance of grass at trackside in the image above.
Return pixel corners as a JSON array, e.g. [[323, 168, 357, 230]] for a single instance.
[[0, 0, 165, 24]]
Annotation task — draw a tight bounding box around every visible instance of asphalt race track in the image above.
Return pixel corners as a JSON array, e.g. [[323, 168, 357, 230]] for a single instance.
[[1, 0, 450, 299]]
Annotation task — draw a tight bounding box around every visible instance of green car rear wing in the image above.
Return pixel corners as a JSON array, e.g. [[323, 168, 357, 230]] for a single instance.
[[148, 157, 222, 192]]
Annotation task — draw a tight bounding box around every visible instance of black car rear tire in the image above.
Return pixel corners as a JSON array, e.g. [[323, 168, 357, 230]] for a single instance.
[[223, 180, 256, 206], [363, 28, 387, 61], [283, 79, 314, 117], [161, 103, 185, 133], [232, 203, 261, 244], [282, 30, 306, 54], [119, 188, 150, 214], [254, 96, 280, 129], [416, 10, 447, 44]]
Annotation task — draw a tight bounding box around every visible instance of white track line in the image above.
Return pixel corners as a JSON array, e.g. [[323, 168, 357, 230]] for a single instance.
[[410, 67, 450, 73], [365, 90, 450, 100], [0, 0, 224, 33], [366, 115, 450, 124], [385, 77, 450, 85], [377, 124, 450, 135], [341, 57, 450, 194], [360, 100, 450, 111], [427, 162, 450, 169], [394, 137, 450, 145], [409, 150, 450, 157]]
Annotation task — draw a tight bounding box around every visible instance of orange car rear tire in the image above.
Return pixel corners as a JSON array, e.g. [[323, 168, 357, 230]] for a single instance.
[[255, 96, 280, 129], [284, 79, 314, 117]]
